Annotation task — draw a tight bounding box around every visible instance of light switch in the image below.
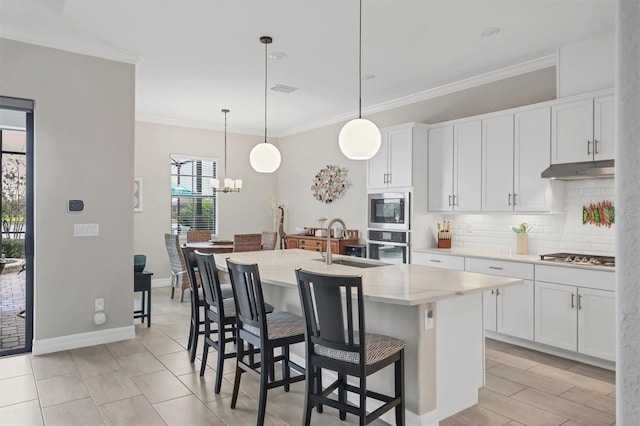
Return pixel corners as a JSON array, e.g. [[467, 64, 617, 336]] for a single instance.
[[74, 224, 99, 237]]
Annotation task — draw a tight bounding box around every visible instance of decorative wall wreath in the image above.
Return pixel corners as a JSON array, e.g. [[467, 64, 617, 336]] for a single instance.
[[311, 164, 350, 204]]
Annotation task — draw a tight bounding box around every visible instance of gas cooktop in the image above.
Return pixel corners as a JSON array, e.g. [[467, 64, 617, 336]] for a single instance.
[[539, 252, 615, 267]]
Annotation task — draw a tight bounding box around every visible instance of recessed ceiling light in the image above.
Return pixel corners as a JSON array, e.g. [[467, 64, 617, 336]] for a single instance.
[[268, 51, 287, 60], [480, 27, 501, 37], [361, 74, 376, 81]]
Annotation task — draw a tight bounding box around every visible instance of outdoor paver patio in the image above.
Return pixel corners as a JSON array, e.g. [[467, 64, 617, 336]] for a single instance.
[[0, 270, 26, 350]]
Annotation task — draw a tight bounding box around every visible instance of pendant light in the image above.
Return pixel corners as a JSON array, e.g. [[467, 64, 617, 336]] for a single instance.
[[338, 0, 381, 160], [212, 109, 242, 193], [249, 36, 282, 173]]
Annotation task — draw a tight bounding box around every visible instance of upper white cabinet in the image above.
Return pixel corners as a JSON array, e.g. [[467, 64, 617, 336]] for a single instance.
[[551, 92, 614, 164], [482, 108, 552, 212], [428, 120, 482, 212], [367, 123, 428, 189]]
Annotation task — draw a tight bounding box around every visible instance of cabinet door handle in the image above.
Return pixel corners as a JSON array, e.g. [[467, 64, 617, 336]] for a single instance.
[[429, 259, 441, 263], [496, 289, 501, 296], [453, 194, 457, 206], [383, 173, 387, 184], [513, 193, 517, 206], [578, 294, 583, 310], [587, 140, 591, 155], [490, 289, 495, 295], [508, 193, 512, 206], [448, 195, 452, 206], [387, 173, 391, 184], [489, 266, 503, 270], [571, 293, 575, 309], [594, 139, 599, 155]]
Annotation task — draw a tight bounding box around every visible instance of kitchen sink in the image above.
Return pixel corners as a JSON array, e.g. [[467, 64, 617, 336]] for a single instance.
[[312, 258, 389, 268]]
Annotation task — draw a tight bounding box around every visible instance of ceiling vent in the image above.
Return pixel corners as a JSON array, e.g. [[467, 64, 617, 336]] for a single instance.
[[271, 84, 298, 94]]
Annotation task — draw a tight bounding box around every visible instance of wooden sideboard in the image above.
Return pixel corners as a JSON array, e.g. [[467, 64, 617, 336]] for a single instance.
[[285, 235, 360, 254]]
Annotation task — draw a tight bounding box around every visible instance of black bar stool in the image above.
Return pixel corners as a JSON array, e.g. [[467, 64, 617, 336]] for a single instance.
[[295, 269, 406, 425]]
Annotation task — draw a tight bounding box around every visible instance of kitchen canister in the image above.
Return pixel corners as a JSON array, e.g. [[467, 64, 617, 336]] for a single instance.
[[516, 233, 528, 255]]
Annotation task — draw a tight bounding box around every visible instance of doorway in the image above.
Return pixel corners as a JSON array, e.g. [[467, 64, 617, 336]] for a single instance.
[[0, 97, 34, 356]]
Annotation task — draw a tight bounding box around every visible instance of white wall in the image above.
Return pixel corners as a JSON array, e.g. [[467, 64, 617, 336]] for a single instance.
[[427, 179, 615, 256], [0, 39, 135, 343], [134, 121, 277, 279], [276, 68, 558, 239]]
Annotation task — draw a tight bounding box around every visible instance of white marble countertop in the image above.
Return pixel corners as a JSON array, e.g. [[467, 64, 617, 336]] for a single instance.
[[213, 249, 522, 306], [412, 247, 615, 272]]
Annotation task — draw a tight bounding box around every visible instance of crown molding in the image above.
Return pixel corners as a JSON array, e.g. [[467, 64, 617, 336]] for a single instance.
[[135, 115, 265, 138], [0, 27, 144, 65], [281, 54, 557, 137]]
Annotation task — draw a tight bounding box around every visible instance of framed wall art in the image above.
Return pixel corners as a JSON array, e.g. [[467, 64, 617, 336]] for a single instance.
[[134, 177, 143, 212]]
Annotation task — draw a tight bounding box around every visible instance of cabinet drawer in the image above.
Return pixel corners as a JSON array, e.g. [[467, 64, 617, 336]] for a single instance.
[[465, 258, 534, 280], [535, 265, 614, 291], [411, 251, 464, 270]]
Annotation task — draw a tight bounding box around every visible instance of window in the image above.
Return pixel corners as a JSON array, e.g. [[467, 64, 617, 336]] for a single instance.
[[171, 155, 218, 237]]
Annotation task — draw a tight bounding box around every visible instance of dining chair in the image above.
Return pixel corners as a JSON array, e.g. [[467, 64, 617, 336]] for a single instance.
[[261, 231, 277, 250], [187, 230, 211, 243], [179, 245, 231, 361], [226, 258, 306, 425], [233, 233, 263, 252], [163, 233, 189, 302], [295, 269, 406, 425]]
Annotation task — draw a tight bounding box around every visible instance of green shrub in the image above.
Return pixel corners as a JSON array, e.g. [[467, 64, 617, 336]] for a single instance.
[[1, 239, 25, 258]]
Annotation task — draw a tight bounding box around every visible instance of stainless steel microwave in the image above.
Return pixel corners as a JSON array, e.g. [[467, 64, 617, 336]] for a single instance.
[[367, 192, 410, 230]]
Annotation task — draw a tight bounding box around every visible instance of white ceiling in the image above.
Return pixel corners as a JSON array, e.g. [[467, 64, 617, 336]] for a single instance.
[[0, 0, 615, 137]]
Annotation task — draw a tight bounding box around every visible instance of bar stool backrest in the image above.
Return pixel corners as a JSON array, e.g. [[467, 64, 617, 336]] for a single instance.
[[226, 259, 269, 336], [194, 251, 227, 316], [295, 269, 365, 358]]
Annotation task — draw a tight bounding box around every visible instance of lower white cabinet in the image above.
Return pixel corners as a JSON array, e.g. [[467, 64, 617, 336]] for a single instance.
[[483, 281, 534, 340], [466, 258, 534, 340], [535, 281, 615, 361]]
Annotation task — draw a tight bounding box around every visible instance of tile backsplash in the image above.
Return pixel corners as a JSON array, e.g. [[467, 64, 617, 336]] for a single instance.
[[435, 179, 615, 256]]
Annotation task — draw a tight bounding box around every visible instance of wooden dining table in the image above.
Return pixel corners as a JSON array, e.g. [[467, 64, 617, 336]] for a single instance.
[[185, 241, 234, 254]]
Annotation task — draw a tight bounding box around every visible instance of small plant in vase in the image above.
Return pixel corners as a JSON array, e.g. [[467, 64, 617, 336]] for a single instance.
[[511, 223, 532, 254]]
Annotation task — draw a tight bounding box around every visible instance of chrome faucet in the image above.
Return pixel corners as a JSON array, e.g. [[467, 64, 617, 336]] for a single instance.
[[325, 218, 346, 265]]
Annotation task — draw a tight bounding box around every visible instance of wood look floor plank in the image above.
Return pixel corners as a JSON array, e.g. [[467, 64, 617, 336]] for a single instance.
[[559, 387, 616, 415], [487, 364, 573, 396], [485, 349, 540, 370], [485, 373, 527, 397], [529, 365, 616, 395], [486, 359, 500, 369], [486, 339, 514, 351], [501, 345, 579, 370], [511, 388, 615, 426], [568, 363, 616, 384], [478, 388, 567, 426], [439, 405, 511, 426]]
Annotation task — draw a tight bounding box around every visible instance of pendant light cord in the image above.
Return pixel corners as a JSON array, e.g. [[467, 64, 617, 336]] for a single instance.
[[223, 109, 228, 178], [358, 0, 362, 119], [264, 39, 268, 143]]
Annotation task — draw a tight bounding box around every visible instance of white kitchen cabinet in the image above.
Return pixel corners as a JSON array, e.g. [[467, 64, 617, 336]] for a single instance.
[[577, 287, 616, 360], [482, 108, 552, 212], [411, 251, 465, 270], [428, 120, 481, 212], [368, 123, 427, 189], [534, 281, 578, 352], [514, 107, 553, 212], [534, 266, 615, 362], [551, 92, 614, 164], [466, 258, 534, 340], [482, 114, 514, 211]]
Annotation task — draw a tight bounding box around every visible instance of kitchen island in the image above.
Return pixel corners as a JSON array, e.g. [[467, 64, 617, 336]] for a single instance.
[[213, 249, 522, 425]]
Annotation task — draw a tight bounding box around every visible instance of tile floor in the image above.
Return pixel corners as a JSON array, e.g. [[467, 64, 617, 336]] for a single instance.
[[0, 286, 616, 425]]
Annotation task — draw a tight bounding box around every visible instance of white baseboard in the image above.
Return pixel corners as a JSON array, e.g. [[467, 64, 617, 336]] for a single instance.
[[32, 326, 135, 355], [288, 353, 437, 426], [151, 277, 171, 288]]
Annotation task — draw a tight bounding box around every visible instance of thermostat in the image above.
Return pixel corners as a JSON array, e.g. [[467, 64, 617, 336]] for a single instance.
[[68, 200, 84, 212]]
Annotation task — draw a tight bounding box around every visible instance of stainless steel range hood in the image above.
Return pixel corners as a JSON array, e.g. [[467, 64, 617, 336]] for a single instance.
[[541, 159, 614, 180]]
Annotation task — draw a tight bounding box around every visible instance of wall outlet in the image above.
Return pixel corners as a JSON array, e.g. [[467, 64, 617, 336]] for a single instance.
[[424, 307, 434, 330], [95, 298, 104, 312]]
